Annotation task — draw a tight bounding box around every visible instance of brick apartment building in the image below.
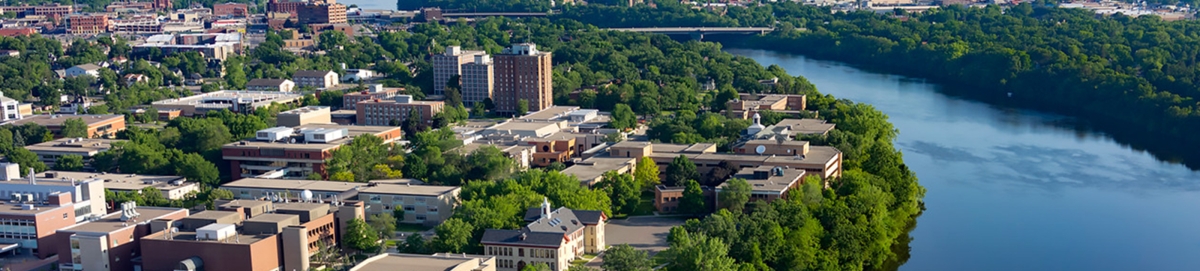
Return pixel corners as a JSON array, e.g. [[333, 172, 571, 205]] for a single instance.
[[68, 14, 110, 34], [298, 2, 346, 25], [267, 0, 306, 16], [494, 43, 553, 114], [0, 28, 37, 37], [461, 54, 495, 106], [213, 3, 249, 17], [431, 46, 485, 96], [355, 95, 445, 127], [342, 85, 402, 110], [221, 124, 401, 179]]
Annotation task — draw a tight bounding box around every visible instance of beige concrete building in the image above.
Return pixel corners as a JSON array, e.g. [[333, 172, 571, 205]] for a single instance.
[[717, 166, 808, 203], [481, 200, 606, 271], [151, 91, 305, 116], [0, 91, 32, 121], [45, 171, 199, 200], [245, 78, 296, 92], [25, 138, 123, 170], [725, 93, 806, 119], [607, 140, 843, 180], [221, 178, 369, 202], [355, 95, 445, 127], [357, 182, 460, 226], [494, 43, 553, 114], [351, 253, 497, 271], [461, 54, 494, 106], [293, 70, 339, 89], [7, 114, 126, 138], [277, 106, 332, 127], [432, 46, 486, 96]]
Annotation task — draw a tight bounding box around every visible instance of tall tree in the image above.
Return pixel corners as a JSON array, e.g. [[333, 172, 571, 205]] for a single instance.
[[61, 118, 89, 138], [679, 179, 707, 216], [516, 100, 529, 116], [665, 155, 698, 187], [719, 178, 751, 213], [633, 157, 660, 188], [9, 148, 47, 173], [661, 230, 737, 271], [610, 104, 637, 131], [597, 171, 640, 215], [431, 218, 474, 253], [368, 213, 397, 240], [53, 155, 85, 171], [342, 218, 381, 253], [601, 244, 653, 271]]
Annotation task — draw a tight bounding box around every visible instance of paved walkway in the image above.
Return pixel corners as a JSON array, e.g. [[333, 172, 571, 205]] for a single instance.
[[584, 215, 688, 269]]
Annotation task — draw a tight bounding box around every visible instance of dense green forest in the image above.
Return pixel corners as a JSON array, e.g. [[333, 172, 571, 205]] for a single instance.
[[735, 3, 1200, 169]]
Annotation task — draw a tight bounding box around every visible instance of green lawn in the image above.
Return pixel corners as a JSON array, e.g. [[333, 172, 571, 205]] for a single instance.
[[613, 191, 658, 219]]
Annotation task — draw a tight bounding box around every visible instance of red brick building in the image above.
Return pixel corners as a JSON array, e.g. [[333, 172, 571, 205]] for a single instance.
[[355, 95, 444, 127], [67, 14, 110, 34], [221, 124, 402, 180], [213, 3, 249, 17], [298, 2, 347, 25], [0, 28, 37, 37], [268, 0, 306, 16]]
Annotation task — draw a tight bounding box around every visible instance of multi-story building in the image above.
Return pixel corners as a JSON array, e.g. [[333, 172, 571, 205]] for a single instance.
[[0, 192, 84, 258], [461, 54, 495, 106], [357, 182, 460, 226], [298, 2, 347, 25], [355, 95, 445, 127], [0, 91, 31, 121], [246, 78, 296, 92], [725, 93, 806, 119], [42, 171, 199, 200], [351, 253, 498, 271], [138, 200, 363, 271], [7, 114, 126, 138], [606, 139, 843, 180], [481, 200, 606, 271], [221, 124, 402, 179], [716, 166, 809, 203], [48, 205, 189, 271], [151, 91, 305, 117], [134, 33, 242, 61], [24, 138, 123, 170], [213, 3, 249, 17], [267, 0, 306, 16], [342, 84, 402, 110], [0, 4, 73, 17], [293, 70, 339, 89], [652, 184, 716, 214], [221, 178, 372, 202], [67, 14, 110, 35], [343, 69, 376, 82], [277, 106, 332, 127], [494, 43, 553, 114], [431, 46, 485, 96]]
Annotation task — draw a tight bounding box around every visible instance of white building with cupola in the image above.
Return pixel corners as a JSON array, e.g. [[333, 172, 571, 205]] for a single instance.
[[480, 198, 607, 271]]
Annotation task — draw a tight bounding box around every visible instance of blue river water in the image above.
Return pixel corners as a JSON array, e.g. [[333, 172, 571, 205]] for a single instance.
[[729, 48, 1200, 271]]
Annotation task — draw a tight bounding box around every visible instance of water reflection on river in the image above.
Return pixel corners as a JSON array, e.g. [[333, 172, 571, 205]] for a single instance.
[[729, 48, 1200, 271]]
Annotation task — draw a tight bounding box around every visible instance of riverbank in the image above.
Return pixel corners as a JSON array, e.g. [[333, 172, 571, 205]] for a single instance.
[[714, 35, 1200, 170]]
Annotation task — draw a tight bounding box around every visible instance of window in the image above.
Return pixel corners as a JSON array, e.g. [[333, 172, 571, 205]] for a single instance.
[[415, 215, 426, 221], [404, 206, 415, 211], [63, 213, 68, 219]]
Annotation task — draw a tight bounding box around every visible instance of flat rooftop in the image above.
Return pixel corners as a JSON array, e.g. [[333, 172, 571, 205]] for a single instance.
[[6, 114, 123, 127], [244, 213, 296, 223], [25, 138, 123, 154], [42, 171, 190, 191], [273, 202, 329, 212], [351, 253, 492, 271], [771, 119, 836, 135], [185, 210, 241, 221], [60, 207, 186, 234], [0, 201, 72, 215], [152, 91, 303, 107], [221, 178, 365, 193], [518, 106, 580, 122], [357, 184, 459, 197], [223, 124, 401, 150], [723, 166, 806, 193], [562, 155, 636, 183]]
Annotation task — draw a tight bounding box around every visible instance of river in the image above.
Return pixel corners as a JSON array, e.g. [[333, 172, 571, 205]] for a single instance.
[[727, 48, 1200, 271]]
